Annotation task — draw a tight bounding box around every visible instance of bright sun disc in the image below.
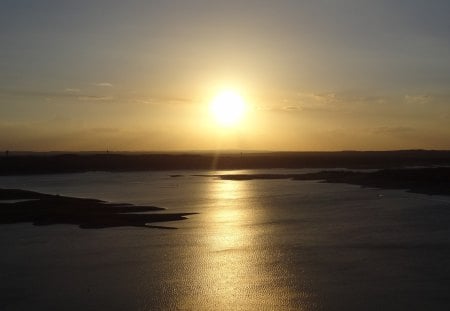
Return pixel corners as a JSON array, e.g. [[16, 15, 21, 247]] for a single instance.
[[210, 90, 246, 126]]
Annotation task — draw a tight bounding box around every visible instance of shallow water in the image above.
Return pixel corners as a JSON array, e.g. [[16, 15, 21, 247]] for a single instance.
[[1, 170, 450, 310]]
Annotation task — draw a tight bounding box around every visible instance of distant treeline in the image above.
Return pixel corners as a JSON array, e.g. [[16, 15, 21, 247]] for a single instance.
[[1, 150, 450, 175]]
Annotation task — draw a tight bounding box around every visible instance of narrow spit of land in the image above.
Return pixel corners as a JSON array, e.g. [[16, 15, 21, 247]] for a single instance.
[[200, 167, 450, 196], [0, 188, 195, 229]]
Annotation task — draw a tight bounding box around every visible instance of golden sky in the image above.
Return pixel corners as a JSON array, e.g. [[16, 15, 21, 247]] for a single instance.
[[1, 1, 449, 151]]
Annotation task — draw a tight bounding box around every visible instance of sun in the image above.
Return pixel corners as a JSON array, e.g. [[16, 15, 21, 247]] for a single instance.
[[210, 89, 246, 126]]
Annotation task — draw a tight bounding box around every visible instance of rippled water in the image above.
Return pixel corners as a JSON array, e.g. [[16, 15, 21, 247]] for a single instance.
[[1, 170, 450, 310]]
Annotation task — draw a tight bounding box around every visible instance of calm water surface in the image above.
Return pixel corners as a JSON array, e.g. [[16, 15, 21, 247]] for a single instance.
[[1, 170, 450, 310]]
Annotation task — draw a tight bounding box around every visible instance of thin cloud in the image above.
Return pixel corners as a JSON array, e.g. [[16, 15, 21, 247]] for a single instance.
[[371, 126, 416, 135], [90, 127, 120, 133], [283, 105, 301, 111], [64, 88, 81, 93], [135, 96, 193, 106], [404, 94, 431, 105], [131, 98, 154, 105], [295, 92, 344, 112], [93, 82, 113, 87], [1, 89, 75, 98], [294, 91, 392, 113], [78, 95, 113, 101]]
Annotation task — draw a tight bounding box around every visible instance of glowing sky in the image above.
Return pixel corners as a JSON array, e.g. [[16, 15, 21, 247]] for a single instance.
[[1, 0, 449, 151]]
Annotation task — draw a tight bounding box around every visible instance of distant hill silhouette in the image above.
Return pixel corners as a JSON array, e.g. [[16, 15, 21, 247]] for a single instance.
[[1, 150, 450, 175]]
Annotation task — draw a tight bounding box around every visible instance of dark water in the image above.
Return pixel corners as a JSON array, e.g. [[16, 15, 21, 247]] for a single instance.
[[1, 170, 450, 310]]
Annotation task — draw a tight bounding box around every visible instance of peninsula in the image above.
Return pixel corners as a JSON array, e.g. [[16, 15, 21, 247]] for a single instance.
[[0, 188, 195, 229]]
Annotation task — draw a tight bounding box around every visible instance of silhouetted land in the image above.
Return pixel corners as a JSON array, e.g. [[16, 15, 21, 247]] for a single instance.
[[212, 167, 450, 196], [1, 150, 450, 175], [0, 189, 195, 229]]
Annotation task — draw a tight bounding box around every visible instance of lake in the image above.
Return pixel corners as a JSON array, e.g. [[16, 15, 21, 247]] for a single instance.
[[1, 170, 450, 310]]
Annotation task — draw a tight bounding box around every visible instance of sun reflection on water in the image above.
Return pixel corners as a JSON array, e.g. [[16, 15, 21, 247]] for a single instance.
[[178, 178, 302, 310], [208, 180, 251, 252]]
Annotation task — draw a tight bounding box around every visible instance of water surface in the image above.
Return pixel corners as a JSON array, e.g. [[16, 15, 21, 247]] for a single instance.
[[1, 170, 449, 310]]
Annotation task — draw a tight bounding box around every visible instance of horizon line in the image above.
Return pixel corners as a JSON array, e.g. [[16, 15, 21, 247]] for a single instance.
[[2, 149, 450, 155]]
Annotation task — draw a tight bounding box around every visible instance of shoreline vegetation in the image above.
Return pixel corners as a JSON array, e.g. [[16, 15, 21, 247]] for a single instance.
[[1, 150, 450, 175], [202, 167, 450, 196], [0, 189, 195, 229]]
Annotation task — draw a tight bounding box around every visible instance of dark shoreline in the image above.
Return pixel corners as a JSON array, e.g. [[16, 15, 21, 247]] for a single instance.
[[1, 150, 450, 175], [1, 166, 449, 230], [209, 167, 450, 196], [0, 188, 196, 229]]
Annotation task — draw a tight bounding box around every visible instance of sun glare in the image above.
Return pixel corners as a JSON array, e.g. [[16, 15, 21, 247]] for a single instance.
[[210, 90, 246, 126]]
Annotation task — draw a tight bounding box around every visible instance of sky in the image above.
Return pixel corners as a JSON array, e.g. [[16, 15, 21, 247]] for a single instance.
[[1, 0, 449, 151]]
